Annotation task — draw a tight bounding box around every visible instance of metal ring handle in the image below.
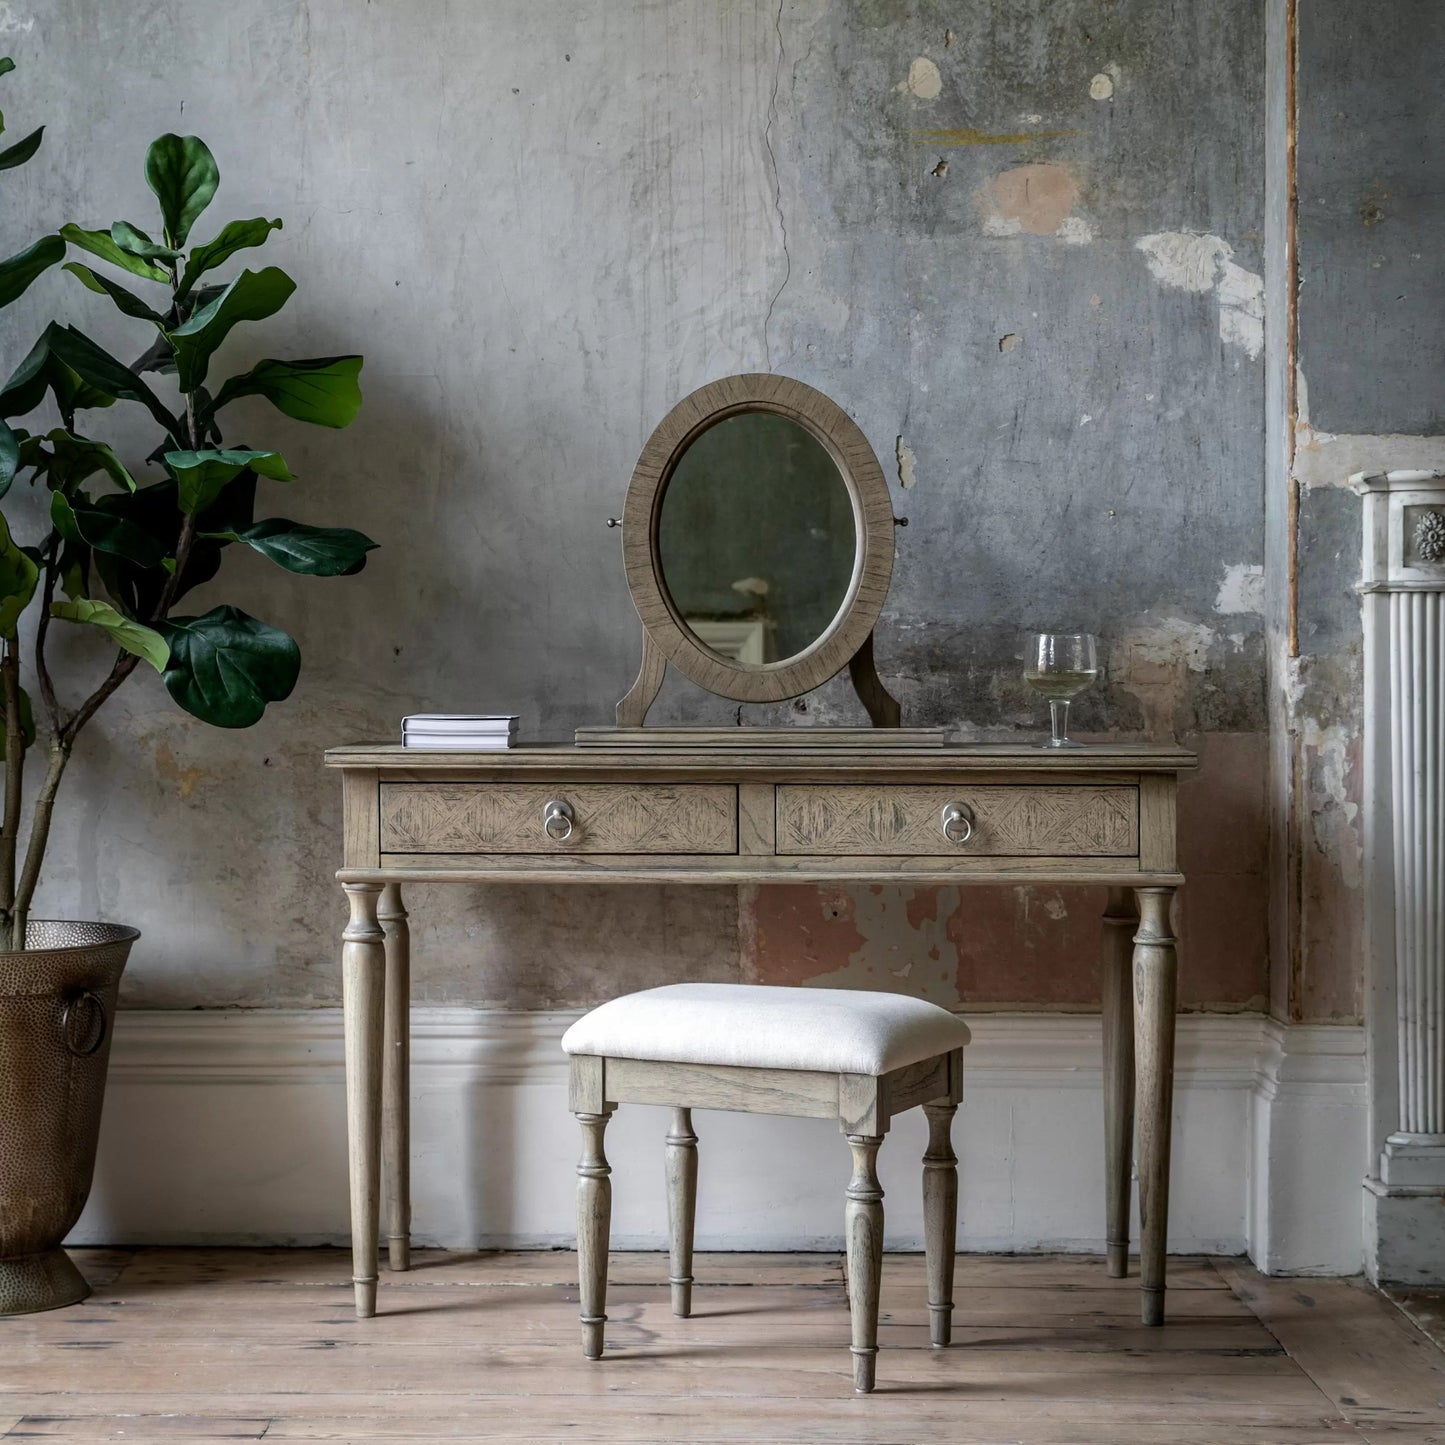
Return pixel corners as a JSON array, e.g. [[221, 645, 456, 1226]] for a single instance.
[[59, 989, 108, 1058], [940, 802, 974, 846], [543, 799, 575, 842]]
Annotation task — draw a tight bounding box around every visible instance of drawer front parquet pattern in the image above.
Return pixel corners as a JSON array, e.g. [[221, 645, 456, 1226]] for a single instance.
[[381, 783, 738, 855], [776, 785, 1138, 857]]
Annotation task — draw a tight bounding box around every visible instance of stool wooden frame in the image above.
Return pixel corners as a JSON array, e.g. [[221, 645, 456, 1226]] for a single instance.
[[568, 1043, 965, 1394]]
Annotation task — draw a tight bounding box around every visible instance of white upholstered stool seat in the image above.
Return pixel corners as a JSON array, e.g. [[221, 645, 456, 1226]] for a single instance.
[[561, 982, 971, 1075], [563, 981, 971, 1393]]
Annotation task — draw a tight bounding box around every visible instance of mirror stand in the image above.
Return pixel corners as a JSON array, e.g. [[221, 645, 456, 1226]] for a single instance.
[[610, 627, 901, 730]]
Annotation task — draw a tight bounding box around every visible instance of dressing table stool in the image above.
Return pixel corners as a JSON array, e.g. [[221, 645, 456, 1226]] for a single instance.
[[560, 982, 971, 1394]]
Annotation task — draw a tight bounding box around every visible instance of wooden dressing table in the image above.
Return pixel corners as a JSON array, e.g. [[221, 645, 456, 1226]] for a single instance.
[[328, 737, 1194, 1325], [330, 374, 1195, 1331]]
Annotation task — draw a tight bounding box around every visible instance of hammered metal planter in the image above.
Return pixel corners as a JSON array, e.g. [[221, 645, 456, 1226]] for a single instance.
[[0, 921, 137, 1315]]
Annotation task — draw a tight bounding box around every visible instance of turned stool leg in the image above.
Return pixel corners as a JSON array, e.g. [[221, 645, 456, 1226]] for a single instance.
[[576, 1110, 614, 1360], [666, 1107, 698, 1318], [922, 1100, 958, 1347], [845, 1133, 885, 1394]]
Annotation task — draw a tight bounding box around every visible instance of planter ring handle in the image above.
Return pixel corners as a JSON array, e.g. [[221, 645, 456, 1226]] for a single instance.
[[60, 990, 108, 1058]]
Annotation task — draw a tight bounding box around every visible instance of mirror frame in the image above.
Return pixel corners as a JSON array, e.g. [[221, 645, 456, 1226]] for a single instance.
[[621, 373, 894, 705]]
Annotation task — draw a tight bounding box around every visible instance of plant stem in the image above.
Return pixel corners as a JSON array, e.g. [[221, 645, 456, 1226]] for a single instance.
[[33, 531, 61, 734], [12, 736, 69, 947], [0, 637, 23, 948]]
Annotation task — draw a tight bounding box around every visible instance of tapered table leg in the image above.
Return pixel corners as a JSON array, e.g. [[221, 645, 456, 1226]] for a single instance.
[[342, 882, 386, 1318], [577, 1109, 614, 1360], [1133, 886, 1179, 1327], [1102, 886, 1139, 1279], [379, 884, 411, 1273], [666, 1107, 698, 1318], [922, 1101, 958, 1347], [845, 1134, 885, 1393]]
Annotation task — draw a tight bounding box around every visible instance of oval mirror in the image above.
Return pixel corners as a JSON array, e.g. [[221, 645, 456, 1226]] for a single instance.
[[619, 374, 896, 712], [657, 412, 857, 666]]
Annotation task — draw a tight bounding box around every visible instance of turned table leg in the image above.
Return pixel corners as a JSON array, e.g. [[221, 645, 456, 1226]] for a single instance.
[[845, 1133, 885, 1394], [342, 882, 385, 1318], [1133, 886, 1179, 1327], [576, 1109, 615, 1360], [1101, 886, 1139, 1279], [922, 1101, 958, 1348], [666, 1107, 698, 1318], [379, 884, 411, 1273]]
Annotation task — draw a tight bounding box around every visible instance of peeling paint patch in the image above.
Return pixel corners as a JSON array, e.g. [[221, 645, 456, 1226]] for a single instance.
[[895, 435, 918, 489], [1135, 231, 1263, 358], [1214, 562, 1266, 616], [1114, 614, 1218, 738], [903, 56, 941, 99], [1089, 64, 1119, 100], [998, 333, 1020, 353], [1216, 260, 1264, 359], [975, 163, 1080, 237], [1136, 231, 1232, 292], [1056, 215, 1094, 245], [930, 157, 949, 179]]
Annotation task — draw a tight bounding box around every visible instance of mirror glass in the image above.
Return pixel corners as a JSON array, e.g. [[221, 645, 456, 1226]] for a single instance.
[[657, 412, 857, 666]]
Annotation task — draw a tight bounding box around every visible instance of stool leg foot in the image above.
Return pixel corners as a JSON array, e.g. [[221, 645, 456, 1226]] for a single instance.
[[845, 1133, 885, 1394], [922, 1100, 958, 1348], [576, 1110, 613, 1360], [666, 1107, 697, 1318]]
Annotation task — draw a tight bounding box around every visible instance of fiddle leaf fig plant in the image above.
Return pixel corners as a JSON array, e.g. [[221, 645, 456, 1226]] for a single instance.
[[0, 106, 377, 949]]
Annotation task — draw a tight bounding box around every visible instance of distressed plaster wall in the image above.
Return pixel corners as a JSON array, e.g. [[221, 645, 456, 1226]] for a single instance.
[[3, 0, 1269, 1011], [1272, 0, 1445, 1024]]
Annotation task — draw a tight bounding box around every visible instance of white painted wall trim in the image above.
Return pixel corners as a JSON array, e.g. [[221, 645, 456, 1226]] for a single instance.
[[73, 1009, 1365, 1274]]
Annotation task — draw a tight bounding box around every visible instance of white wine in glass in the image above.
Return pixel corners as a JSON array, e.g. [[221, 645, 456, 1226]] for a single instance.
[[1024, 632, 1099, 748]]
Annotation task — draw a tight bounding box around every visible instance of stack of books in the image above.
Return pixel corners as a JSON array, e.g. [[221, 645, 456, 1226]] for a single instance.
[[401, 714, 520, 750]]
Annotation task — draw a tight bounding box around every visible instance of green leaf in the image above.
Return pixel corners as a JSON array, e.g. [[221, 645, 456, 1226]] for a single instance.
[[0, 510, 37, 638], [0, 58, 15, 80], [0, 684, 36, 761], [208, 355, 363, 429], [37, 429, 136, 492], [145, 134, 219, 248], [167, 267, 295, 391], [110, 221, 181, 264], [164, 447, 294, 515], [0, 325, 118, 420], [51, 490, 167, 568], [210, 518, 377, 576], [47, 326, 181, 437], [177, 217, 282, 298], [59, 224, 169, 284], [57, 538, 89, 600], [157, 604, 299, 727], [0, 421, 17, 496], [62, 262, 167, 325], [51, 598, 169, 672], [0, 234, 64, 307], [0, 124, 41, 171]]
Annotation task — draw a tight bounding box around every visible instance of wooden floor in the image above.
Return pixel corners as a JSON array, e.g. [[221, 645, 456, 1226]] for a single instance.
[[1, 1250, 1443, 1443]]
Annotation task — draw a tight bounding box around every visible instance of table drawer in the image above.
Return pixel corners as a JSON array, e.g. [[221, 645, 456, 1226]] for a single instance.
[[380, 783, 738, 855], [775, 784, 1138, 857]]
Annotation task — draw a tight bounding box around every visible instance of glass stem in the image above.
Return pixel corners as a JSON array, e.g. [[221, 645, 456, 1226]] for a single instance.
[[1049, 698, 1070, 747]]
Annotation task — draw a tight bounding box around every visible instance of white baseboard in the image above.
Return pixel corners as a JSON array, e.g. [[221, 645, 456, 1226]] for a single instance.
[[71, 1009, 1366, 1273]]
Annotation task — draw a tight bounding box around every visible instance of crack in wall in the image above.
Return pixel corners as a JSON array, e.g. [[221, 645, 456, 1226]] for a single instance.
[[761, 0, 791, 369]]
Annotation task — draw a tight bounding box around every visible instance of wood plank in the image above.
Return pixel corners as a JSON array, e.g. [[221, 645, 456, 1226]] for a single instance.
[[6, 1418, 270, 1439], [1217, 1263, 1445, 1429]]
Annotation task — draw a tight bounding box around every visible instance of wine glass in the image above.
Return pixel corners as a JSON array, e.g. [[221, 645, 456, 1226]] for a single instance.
[[1024, 632, 1099, 748]]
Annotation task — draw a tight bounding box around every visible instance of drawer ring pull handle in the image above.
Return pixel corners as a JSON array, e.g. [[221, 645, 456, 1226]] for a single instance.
[[940, 802, 974, 846], [543, 798, 575, 842]]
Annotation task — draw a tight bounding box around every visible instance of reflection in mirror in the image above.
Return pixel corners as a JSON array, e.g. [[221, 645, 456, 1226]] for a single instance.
[[657, 412, 857, 666]]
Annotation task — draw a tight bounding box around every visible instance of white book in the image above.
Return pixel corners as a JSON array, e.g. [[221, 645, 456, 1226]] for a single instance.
[[403, 714, 519, 733], [401, 735, 516, 750]]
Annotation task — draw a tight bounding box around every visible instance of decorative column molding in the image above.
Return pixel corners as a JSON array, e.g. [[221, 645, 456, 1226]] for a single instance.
[[1356, 469, 1445, 1283]]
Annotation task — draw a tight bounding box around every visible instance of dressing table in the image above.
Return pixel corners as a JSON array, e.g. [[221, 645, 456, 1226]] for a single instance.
[[327, 375, 1195, 1329]]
